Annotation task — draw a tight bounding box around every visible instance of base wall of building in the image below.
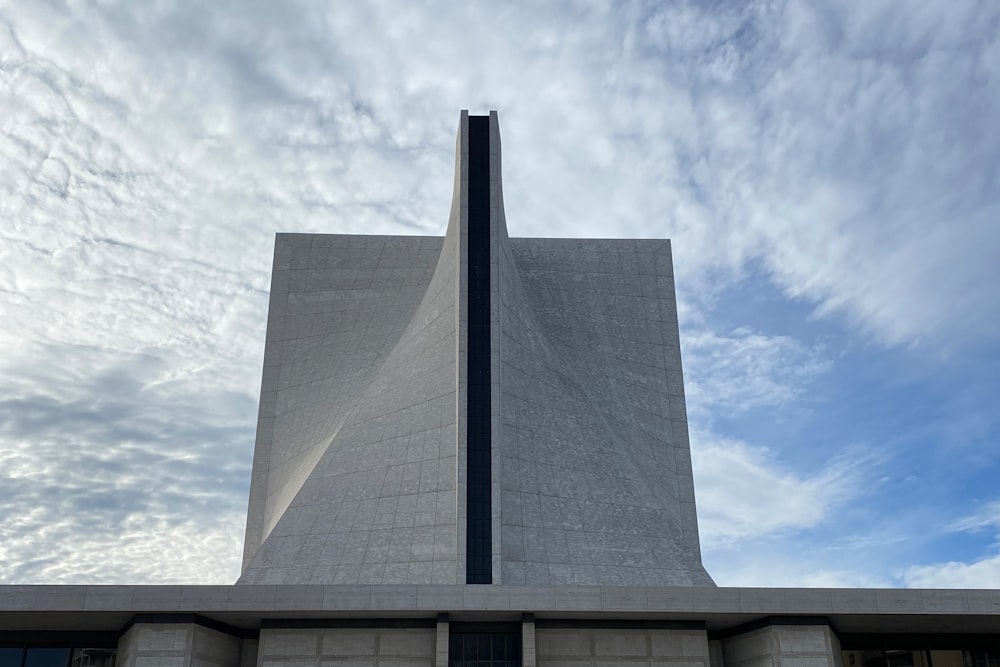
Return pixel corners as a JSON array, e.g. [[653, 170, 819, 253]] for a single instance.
[[116, 623, 245, 667], [535, 628, 710, 667], [722, 626, 841, 667], [257, 628, 437, 667]]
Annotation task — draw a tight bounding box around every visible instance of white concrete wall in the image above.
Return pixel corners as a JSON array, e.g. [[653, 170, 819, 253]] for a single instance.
[[116, 623, 244, 667], [192, 625, 244, 667], [536, 628, 709, 667], [722, 625, 841, 667], [117, 624, 192, 667], [257, 628, 436, 667]]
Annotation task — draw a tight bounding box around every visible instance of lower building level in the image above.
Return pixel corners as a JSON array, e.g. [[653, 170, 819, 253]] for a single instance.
[[1, 586, 999, 667]]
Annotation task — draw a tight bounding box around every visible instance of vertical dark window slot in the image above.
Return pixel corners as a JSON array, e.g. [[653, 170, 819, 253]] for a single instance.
[[449, 632, 521, 667], [466, 116, 492, 584]]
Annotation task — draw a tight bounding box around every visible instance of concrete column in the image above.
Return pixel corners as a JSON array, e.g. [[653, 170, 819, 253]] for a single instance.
[[522, 614, 536, 667], [722, 623, 841, 667], [116, 622, 242, 667], [436, 613, 450, 667]]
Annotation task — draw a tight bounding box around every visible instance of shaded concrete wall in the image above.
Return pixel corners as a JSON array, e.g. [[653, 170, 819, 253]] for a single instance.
[[722, 626, 842, 667], [242, 233, 446, 570], [240, 111, 711, 586], [116, 623, 244, 667], [535, 628, 710, 667], [498, 236, 710, 585], [240, 122, 467, 585], [257, 628, 436, 667]]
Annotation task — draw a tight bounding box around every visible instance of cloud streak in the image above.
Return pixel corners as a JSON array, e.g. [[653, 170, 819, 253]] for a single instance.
[[1, 0, 998, 584]]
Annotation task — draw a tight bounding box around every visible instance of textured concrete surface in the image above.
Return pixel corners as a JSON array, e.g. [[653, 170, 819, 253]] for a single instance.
[[3, 585, 1000, 635], [722, 626, 842, 667], [242, 232, 449, 574], [7, 584, 999, 617], [116, 623, 243, 667], [499, 236, 706, 585], [239, 111, 708, 585], [536, 628, 709, 667], [258, 628, 435, 667], [241, 123, 466, 585]]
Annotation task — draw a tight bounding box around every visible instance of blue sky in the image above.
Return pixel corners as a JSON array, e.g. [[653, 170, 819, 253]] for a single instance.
[[1, 0, 999, 586]]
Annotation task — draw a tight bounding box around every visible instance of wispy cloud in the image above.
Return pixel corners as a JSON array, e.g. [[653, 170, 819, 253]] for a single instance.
[[0, 344, 252, 582], [1, 0, 998, 584], [898, 500, 1000, 589], [692, 430, 868, 548], [684, 326, 830, 418]]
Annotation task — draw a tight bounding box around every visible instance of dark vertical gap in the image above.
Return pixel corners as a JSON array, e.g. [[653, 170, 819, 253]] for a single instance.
[[448, 632, 520, 667], [466, 116, 492, 584]]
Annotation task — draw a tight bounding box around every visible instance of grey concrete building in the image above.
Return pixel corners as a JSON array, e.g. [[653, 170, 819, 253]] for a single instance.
[[1, 112, 999, 667], [240, 110, 709, 589]]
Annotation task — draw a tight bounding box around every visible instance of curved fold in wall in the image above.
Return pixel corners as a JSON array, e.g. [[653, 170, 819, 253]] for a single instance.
[[240, 111, 713, 586]]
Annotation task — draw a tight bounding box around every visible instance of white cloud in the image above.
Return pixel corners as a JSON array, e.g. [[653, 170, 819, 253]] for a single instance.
[[951, 501, 1000, 532], [692, 430, 865, 548], [683, 326, 830, 418], [902, 556, 1000, 589], [898, 500, 1000, 589]]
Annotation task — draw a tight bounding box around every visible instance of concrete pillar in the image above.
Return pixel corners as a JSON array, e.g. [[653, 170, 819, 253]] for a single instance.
[[436, 613, 450, 667], [116, 622, 242, 667], [722, 623, 841, 667], [522, 614, 536, 667]]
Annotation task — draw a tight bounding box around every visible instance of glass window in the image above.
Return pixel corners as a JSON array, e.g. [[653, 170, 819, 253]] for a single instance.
[[71, 649, 115, 667], [24, 649, 70, 667], [450, 632, 520, 667], [0, 649, 23, 667]]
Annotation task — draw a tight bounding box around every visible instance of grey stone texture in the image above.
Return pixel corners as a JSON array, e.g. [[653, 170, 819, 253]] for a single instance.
[[257, 628, 435, 667], [8, 583, 999, 620], [535, 628, 709, 667], [116, 623, 245, 667], [239, 111, 711, 586], [721, 626, 842, 667]]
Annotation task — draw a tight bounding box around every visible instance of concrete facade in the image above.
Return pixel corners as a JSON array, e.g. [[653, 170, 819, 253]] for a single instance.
[[116, 622, 246, 667], [721, 626, 841, 667], [257, 628, 435, 667], [239, 111, 711, 587], [535, 627, 710, 667], [2, 111, 999, 667], [3, 584, 1000, 666]]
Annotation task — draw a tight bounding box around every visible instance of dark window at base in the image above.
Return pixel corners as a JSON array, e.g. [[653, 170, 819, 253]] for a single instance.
[[449, 632, 520, 667]]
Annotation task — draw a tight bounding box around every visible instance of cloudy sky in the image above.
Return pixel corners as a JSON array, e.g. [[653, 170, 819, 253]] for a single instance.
[[2, 0, 999, 588]]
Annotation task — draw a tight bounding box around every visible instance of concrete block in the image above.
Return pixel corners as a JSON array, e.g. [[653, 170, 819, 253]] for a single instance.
[[136, 625, 191, 651], [321, 630, 376, 655], [378, 629, 435, 657], [875, 589, 924, 613], [830, 588, 878, 613], [537, 630, 591, 657], [261, 629, 320, 657], [738, 588, 786, 613], [463, 585, 509, 610], [966, 589, 1000, 613], [323, 585, 371, 610], [594, 632, 647, 657], [370, 585, 417, 610], [416, 584, 464, 608], [601, 586, 647, 611], [83, 586, 134, 610], [275, 585, 324, 610], [554, 585, 602, 611], [921, 589, 969, 612], [132, 586, 184, 611], [34, 585, 86, 610], [647, 586, 695, 611], [776, 627, 829, 653], [508, 586, 556, 610]]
